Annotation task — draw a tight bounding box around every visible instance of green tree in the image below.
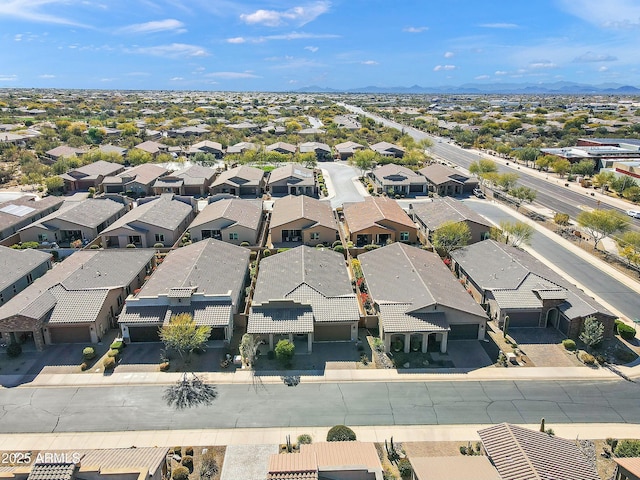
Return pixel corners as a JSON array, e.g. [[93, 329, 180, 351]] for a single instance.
[[553, 212, 570, 226], [610, 175, 638, 195], [570, 159, 596, 177], [431, 221, 471, 256], [44, 176, 64, 193], [617, 231, 640, 268], [239, 333, 261, 368], [326, 425, 357, 442], [509, 186, 537, 210], [577, 209, 630, 250], [296, 151, 317, 169], [535, 155, 555, 172], [551, 158, 571, 177], [126, 148, 153, 166], [496, 172, 520, 191], [159, 313, 211, 363], [622, 186, 640, 202], [499, 220, 534, 247], [469, 158, 498, 179], [593, 171, 615, 192], [515, 147, 539, 166], [615, 440, 640, 458], [274, 339, 295, 366], [579, 316, 604, 349], [348, 149, 378, 179]]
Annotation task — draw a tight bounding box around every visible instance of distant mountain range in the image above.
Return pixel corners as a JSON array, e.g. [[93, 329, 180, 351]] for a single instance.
[[295, 81, 640, 95]]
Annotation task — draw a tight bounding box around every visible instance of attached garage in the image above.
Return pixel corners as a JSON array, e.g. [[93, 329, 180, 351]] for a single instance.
[[128, 325, 161, 342], [271, 185, 288, 195], [314, 324, 352, 341], [48, 325, 91, 344], [209, 327, 225, 341], [508, 310, 541, 328], [449, 323, 479, 340]]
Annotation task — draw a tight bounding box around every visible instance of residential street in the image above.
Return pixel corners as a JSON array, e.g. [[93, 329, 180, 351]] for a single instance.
[[320, 161, 365, 208], [1, 379, 639, 433]]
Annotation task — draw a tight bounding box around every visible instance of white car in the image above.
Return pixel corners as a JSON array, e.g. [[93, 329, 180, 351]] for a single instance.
[[627, 210, 640, 219]]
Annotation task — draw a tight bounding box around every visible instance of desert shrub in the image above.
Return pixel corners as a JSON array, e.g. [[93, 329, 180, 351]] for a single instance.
[[616, 320, 637, 341], [562, 339, 576, 350], [275, 339, 295, 366], [326, 425, 356, 442], [332, 240, 342, 248], [297, 434, 312, 445], [80, 362, 89, 371], [554, 212, 570, 225], [333, 245, 345, 253], [103, 356, 116, 370], [107, 349, 119, 358], [459, 445, 467, 455], [185, 446, 194, 456], [153, 242, 164, 248], [126, 243, 136, 248], [198, 451, 218, 480], [181, 455, 193, 473], [160, 361, 170, 371], [398, 458, 412, 478], [89, 244, 100, 249], [315, 243, 325, 248], [579, 351, 596, 365], [363, 244, 380, 251], [6, 343, 22, 358], [82, 346, 96, 360], [277, 248, 290, 253], [174, 447, 182, 455], [372, 337, 384, 352], [263, 249, 272, 257], [615, 439, 640, 457], [172, 465, 189, 480], [110, 340, 124, 350]]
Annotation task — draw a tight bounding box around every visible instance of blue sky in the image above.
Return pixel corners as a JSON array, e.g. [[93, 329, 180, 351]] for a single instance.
[[1, 0, 640, 91]]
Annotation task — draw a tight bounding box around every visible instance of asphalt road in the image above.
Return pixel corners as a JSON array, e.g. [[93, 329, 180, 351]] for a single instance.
[[1, 379, 639, 433], [320, 161, 364, 208], [464, 200, 640, 320], [341, 103, 640, 230]]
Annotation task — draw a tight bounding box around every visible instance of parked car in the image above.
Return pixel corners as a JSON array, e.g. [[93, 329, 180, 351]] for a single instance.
[[627, 210, 640, 219], [473, 188, 485, 198]]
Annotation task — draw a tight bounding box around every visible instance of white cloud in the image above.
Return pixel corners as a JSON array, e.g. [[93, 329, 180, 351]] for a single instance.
[[305, 46, 319, 52], [39, 74, 55, 78], [0, 0, 89, 26], [125, 71, 151, 76], [205, 71, 260, 79], [226, 31, 339, 44], [100, 78, 115, 82], [495, 70, 508, 75], [0, 74, 18, 82], [444, 51, 454, 58], [599, 66, 609, 71], [475, 75, 490, 80], [240, 1, 330, 27], [227, 37, 246, 44], [479, 23, 519, 28], [118, 19, 186, 35], [14, 34, 22, 41], [403, 26, 428, 33], [558, 0, 640, 29], [170, 77, 184, 81], [433, 64, 456, 71], [361, 60, 378, 65], [572, 51, 617, 62], [128, 43, 209, 58], [529, 61, 557, 69]]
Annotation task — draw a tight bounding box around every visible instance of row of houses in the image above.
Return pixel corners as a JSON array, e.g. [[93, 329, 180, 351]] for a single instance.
[[371, 163, 478, 197]]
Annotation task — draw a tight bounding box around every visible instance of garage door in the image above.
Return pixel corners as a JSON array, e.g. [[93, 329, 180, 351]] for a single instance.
[[271, 186, 288, 194], [314, 324, 352, 341], [449, 323, 479, 340], [128, 326, 161, 342], [209, 328, 225, 341], [510, 311, 541, 328], [49, 325, 91, 344]]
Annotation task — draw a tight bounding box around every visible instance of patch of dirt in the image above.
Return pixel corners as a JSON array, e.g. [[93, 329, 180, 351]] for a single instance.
[[403, 441, 467, 458], [168, 445, 226, 480]]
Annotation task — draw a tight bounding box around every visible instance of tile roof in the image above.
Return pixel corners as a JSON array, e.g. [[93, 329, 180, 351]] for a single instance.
[[370, 141, 405, 154], [419, 163, 471, 185], [134, 140, 164, 154], [68, 160, 122, 177], [211, 165, 265, 188], [171, 164, 216, 184], [27, 198, 126, 230], [116, 163, 170, 186], [478, 423, 600, 480], [343, 196, 415, 233], [248, 302, 314, 334], [411, 456, 501, 480], [188, 198, 262, 231], [334, 141, 364, 152], [0, 245, 51, 291], [268, 453, 317, 480], [46, 284, 110, 324], [46, 145, 85, 158], [0, 195, 64, 233], [378, 303, 450, 333], [226, 141, 257, 154], [286, 283, 360, 323], [410, 197, 492, 231], [27, 463, 76, 480], [373, 164, 427, 185], [270, 195, 336, 230], [299, 141, 331, 153], [100, 195, 193, 234], [268, 164, 315, 185], [614, 457, 640, 477], [266, 141, 297, 154], [359, 243, 488, 319], [77, 447, 167, 475]]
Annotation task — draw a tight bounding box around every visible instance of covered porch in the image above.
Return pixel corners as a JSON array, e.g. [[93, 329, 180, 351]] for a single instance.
[[247, 301, 315, 353], [379, 304, 451, 354]]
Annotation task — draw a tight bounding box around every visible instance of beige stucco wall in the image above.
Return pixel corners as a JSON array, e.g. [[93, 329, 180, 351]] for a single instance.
[[271, 218, 337, 246]]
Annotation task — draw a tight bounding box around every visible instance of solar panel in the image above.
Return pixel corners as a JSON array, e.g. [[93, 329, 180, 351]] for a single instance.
[[0, 204, 36, 217], [293, 169, 312, 178]]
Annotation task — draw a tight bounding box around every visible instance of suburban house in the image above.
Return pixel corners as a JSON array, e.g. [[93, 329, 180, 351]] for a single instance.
[[247, 246, 360, 352], [342, 196, 417, 246], [99, 163, 170, 196], [0, 246, 52, 308], [187, 140, 224, 158], [98, 144, 128, 157], [478, 423, 600, 480], [269, 195, 338, 247], [411, 456, 501, 480], [299, 141, 332, 161], [266, 141, 297, 155], [101, 194, 195, 248], [450, 240, 617, 338], [410, 197, 492, 244], [359, 243, 488, 353], [0, 195, 64, 242], [133, 140, 167, 157], [226, 141, 257, 155], [334, 141, 365, 160], [152, 165, 216, 197], [370, 141, 405, 158], [187, 197, 263, 245], [118, 239, 249, 343], [370, 164, 428, 196], [267, 164, 317, 197], [169, 125, 210, 137], [209, 165, 266, 197], [267, 442, 383, 480], [44, 145, 85, 162], [614, 458, 640, 480], [0, 249, 155, 349], [18, 198, 128, 245], [59, 160, 125, 192], [419, 164, 478, 196]]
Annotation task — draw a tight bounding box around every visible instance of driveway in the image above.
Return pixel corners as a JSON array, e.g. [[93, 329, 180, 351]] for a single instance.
[[508, 328, 581, 367], [220, 444, 278, 480], [320, 161, 366, 208]]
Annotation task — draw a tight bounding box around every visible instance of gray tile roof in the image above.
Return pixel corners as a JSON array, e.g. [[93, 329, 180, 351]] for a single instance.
[[370, 141, 405, 155], [268, 164, 315, 185], [138, 238, 250, 298], [372, 164, 427, 186], [411, 197, 492, 231], [359, 242, 487, 318], [378, 303, 450, 333], [68, 160, 122, 177], [100, 195, 193, 234], [451, 240, 614, 319], [286, 283, 360, 323], [418, 164, 472, 185], [248, 302, 314, 334], [299, 141, 331, 153], [266, 141, 297, 154], [270, 195, 336, 230], [118, 304, 169, 324], [188, 198, 262, 231], [491, 274, 566, 310], [171, 164, 216, 184], [478, 423, 600, 480], [0, 195, 64, 234], [28, 463, 76, 480], [116, 163, 170, 186], [30, 198, 126, 230], [165, 304, 232, 327], [0, 245, 51, 291], [46, 284, 110, 324], [211, 165, 265, 188]]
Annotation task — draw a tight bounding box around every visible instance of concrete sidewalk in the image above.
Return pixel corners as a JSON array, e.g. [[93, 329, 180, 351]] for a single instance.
[[2, 423, 640, 450]]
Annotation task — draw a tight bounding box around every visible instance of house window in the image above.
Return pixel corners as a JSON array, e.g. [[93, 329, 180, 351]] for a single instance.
[[37, 234, 47, 242], [400, 231, 410, 241], [310, 232, 320, 240], [26, 274, 33, 284], [155, 234, 164, 242], [0, 293, 3, 304], [229, 233, 239, 240]]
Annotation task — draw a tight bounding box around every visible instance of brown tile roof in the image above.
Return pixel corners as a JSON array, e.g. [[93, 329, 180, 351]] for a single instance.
[[419, 164, 471, 185], [411, 456, 501, 480], [211, 165, 265, 188], [189, 198, 262, 231], [478, 423, 600, 480], [410, 197, 492, 231], [343, 196, 415, 233], [268, 452, 317, 480], [268, 164, 315, 185], [270, 195, 336, 230], [614, 457, 640, 477]]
